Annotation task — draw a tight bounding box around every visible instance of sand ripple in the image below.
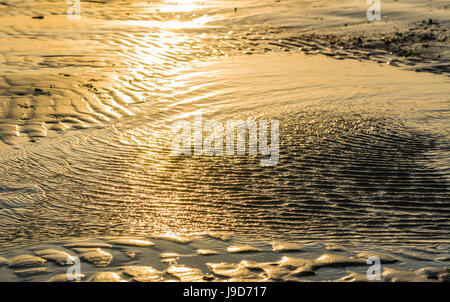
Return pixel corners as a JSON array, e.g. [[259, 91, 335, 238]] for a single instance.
[[0, 1, 448, 280]]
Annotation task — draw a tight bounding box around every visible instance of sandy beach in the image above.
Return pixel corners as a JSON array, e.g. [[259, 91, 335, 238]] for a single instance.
[[0, 0, 448, 282], [0, 234, 449, 282]]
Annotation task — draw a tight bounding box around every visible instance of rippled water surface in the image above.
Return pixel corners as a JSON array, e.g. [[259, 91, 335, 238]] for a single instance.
[[0, 0, 448, 251]]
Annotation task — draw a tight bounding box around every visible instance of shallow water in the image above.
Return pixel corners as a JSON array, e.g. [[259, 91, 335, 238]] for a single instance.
[[1, 53, 449, 251], [0, 0, 449, 262]]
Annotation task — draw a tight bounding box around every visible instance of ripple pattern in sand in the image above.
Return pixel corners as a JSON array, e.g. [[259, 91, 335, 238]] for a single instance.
[[1, 0, 449, 145], [0, 106, 448, 248], [0, 0, 448, 250]]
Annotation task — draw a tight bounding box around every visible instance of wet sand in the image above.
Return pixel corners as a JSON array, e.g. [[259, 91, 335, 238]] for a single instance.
[[0, 234, 449, 282], [0, 0, 449, 282], [0, 0, 449, 146]]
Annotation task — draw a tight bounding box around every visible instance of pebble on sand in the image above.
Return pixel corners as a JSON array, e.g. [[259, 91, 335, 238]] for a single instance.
[[207, 262, 263, 281], [121, 266, 164, 282], [89, 272, 127, 282], [48, 273, 85, 282], [160, 252, 179, 264], [278, 256, 314, 269], [160, 252, 179, 259], [151, 233, 193, 244], [167, 265, 205, 282], [123, 250, 137, 258], [227, 245, 261, 254], [8, 255, 46, 268], [35, 249, 75, 266], [196, 249, 219, 256], [109, 238, 154, 247], [313, 254, 366, 268], [79, 249, 113, 267], [272, 242, 304, 253]]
